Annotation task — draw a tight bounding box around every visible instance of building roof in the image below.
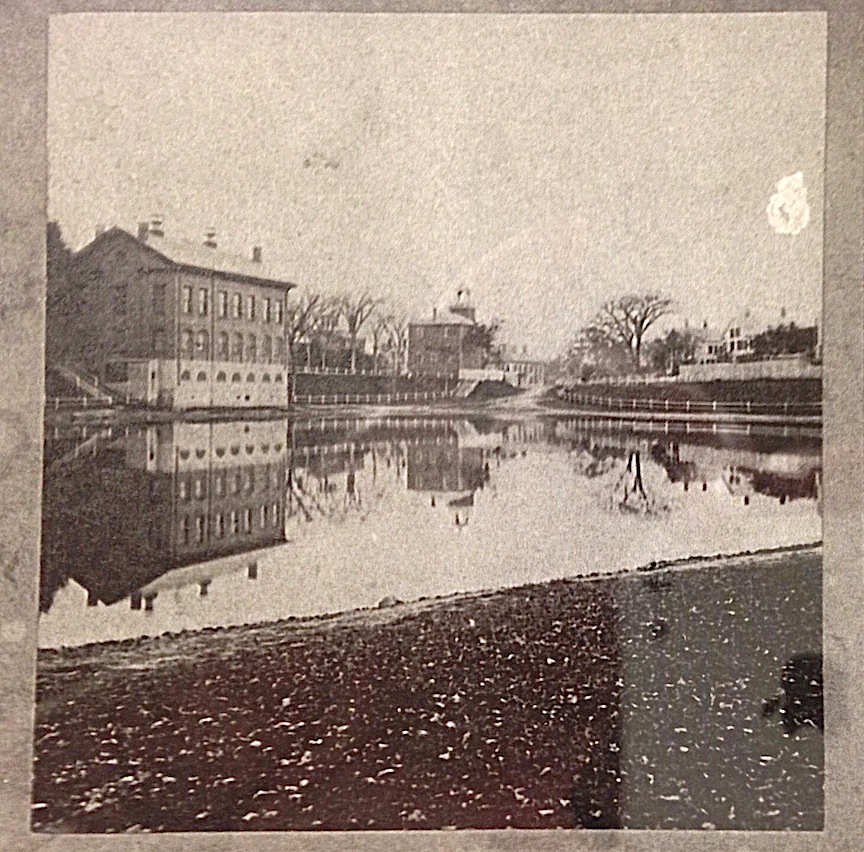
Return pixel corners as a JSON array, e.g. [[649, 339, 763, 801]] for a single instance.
[[79, 227, 297, 290], [414, 311, 475, 327]]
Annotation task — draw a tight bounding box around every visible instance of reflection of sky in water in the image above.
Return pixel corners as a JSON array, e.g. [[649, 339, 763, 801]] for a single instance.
[[38, 416, 821, 648]]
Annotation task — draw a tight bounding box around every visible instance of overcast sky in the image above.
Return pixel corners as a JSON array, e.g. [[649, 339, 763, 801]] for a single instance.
[[49, 12, 826, 358]]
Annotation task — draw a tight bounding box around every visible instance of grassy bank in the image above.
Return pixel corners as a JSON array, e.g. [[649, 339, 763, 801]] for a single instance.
[[33, 544, 822, 833]]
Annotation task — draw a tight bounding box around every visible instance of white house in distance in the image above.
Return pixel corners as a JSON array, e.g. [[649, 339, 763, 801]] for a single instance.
[[693, 310, 762, 365], [498, 344, 548, 387]]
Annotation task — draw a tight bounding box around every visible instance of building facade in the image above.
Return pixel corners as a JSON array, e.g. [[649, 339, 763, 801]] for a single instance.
[[407, 290, 486, 379], [53, 221, 296, 409]]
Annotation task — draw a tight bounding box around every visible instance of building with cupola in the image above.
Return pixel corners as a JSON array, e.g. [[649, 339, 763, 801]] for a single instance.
[[407, 289, 488, 379]]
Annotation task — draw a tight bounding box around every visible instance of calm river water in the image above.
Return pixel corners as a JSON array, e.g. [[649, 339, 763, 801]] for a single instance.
[[39, 413, 821, 650]]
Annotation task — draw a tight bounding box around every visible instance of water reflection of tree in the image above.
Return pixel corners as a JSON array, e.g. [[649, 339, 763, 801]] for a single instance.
[[611, 451, 667, 516], [288, 441, 401, 525]]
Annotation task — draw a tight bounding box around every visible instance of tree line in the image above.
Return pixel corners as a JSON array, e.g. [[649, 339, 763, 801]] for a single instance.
[[559, 291, 818, 383]]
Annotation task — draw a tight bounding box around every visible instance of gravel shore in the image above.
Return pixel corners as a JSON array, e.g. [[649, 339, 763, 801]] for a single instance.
[[33, 544, 823, 833]]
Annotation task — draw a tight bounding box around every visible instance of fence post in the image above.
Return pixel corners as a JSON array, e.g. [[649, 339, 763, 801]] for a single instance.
[[686, 400, 690, 413], [712, 400, 717, 413], [746, 400, 751, 413], [783, 401, 789, 417]]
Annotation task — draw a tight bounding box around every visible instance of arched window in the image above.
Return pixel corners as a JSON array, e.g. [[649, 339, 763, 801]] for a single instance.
[[232, 372, 241, 383], [180, 369, 191, 381], [216, 371, 227, 382], [196, 370, 207, 382], [246, 372, 255, 383], [262, 373, 271, 383], [274, 373, 283, 383]]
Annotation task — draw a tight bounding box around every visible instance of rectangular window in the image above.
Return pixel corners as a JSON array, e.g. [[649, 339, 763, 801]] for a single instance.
[[215, 513, 225, 538], [264, 297, 272, 323], [195, 330, 210, 358], [182, 285, 193, 314], [199, 288, 209, 316], [232, 293, 243, 319], [195, 516, 206, 543], [152, 328, 167, 357], [274, 300, 283, 324], [217, 331, 230, 359], [217, 290, 228, 318], [248, 295, 256, 320], [232, 333, 244, 362], [153, 282, 166, 315], [247, 335, 258, 363], [181, 327, 194, 357], [262, 335, 273, 364]]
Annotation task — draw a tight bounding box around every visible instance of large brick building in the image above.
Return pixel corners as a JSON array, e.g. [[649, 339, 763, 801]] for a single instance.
[[407, 289, 487, 379], [51, 219, 296, 409]]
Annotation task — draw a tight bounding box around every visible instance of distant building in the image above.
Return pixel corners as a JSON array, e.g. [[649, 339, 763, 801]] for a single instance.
[[49, 218, 296, 409], [693, 311, 761, 364], [407, 289, 487, 379], [499, 344, 547, 387]]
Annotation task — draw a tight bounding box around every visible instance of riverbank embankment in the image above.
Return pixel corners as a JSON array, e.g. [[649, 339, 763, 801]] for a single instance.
[[33, 543, 822, 833]]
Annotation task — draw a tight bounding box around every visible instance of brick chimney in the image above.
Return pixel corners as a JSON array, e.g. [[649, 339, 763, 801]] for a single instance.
[[252, 246, 263, 263], [204, 229, 217, 248], [148, 216, 164, 238]]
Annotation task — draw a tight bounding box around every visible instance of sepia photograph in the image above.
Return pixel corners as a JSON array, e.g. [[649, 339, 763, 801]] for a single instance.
[[24, 7, 833, 836]]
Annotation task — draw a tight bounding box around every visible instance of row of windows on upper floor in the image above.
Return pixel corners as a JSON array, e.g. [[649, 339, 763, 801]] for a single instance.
[[179, 328, 287, 363], [179, 503, 282, 545], [177, 465, 284, 501], [176, 284, 284, 324], [179, 369, 285, 384]]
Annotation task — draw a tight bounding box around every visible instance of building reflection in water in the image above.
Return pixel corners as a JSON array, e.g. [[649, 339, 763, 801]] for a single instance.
[[40, 419, 289, 615], [40, 414, 820, 642]]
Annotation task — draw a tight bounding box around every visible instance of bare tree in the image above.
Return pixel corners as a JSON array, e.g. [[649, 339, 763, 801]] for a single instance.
[[285, 291, 323, 371], [310, 297, 343, 370], [586, 293, 674, 368], [369, 311, 392, 373], [339, 293, 381, 373], [384, 315, 410, 376]]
